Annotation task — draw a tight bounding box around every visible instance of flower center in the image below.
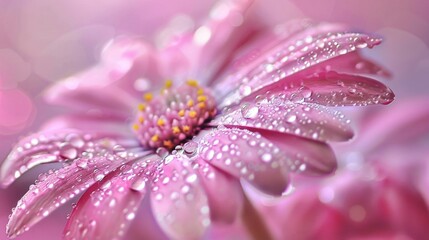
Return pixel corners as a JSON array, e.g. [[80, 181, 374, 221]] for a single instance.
[[132, 80, 217, 150]]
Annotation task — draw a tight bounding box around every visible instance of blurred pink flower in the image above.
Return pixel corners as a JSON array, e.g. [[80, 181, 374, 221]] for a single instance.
[[0, 0, 394, 239], [257, 98, 429, 240]]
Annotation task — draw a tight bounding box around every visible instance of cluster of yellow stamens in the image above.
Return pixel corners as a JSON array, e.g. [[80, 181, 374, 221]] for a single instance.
[[132, 80, 217, 150]]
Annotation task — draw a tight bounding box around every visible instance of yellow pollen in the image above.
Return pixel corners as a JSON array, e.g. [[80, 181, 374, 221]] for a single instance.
[[151, 134, 159, 142], [144, 93, 153, 102], [187, 99, 194, 107], [138, 116, 145, 123], [188, 110, 197, 118], [164, 80, 173, 89], [157, 119, 165, 127], [138, 103, 146, 111], [197, 88, 204, 96], [182, 125, 190, 133], [186, 80, 199, 87], [197, 95, 207, 102], [132, 124, 140, 131], [178, 110, 185, 117], [172, 126, 181, 134], [198, 102, 206, 109]]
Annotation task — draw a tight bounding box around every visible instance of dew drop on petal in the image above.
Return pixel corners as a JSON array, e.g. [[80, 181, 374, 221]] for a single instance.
[[281, 184, 295, 197], [66, 134, 85, 148], [185, 173, 198, 183], [240, 103, 259, 119], [261, 153, 272, 163], [286, 114, 297, 123], [131, 178, 147, 192], [59, 144, 78, 160], [239, 85, 252, 97], [184, 141, 198, 154]]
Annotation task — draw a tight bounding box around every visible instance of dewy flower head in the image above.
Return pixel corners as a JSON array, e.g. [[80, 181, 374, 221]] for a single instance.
[[0, 0, 394, 239]]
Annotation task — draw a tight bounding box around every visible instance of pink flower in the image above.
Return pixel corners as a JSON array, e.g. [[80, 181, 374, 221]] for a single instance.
[[256, 98, 429, 240], [0, 0, 393, 239]]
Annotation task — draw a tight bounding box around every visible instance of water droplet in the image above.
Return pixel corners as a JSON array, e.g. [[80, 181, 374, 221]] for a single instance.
[[240, 103, 259, 119], [282, 184, 295, 196], [183, 141, 198, 154], [205, 149, 215, 160], [264, 64, 274, 73], [181, 185, 190, 193], [286, 114, 297, 123], [77, 160, 88, 169], [348, 87, 357, 94], [126, 212, 136, 220], [300, 87, 312, 98], [131, 178, 146, 192], [261, 153, 272, 162], [185, 173, 197, 183], [66, 134, 85, 148], [239, 85, 252, 97], [156, 147, 169, 159], [59, 144, 78, 160]]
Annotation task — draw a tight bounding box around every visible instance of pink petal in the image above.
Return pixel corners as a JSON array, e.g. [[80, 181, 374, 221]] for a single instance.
[[380, 180, 429, 239], [6, 147, 145, 238], [219, 30, 386, 107], [195, 159, 243, 223], [260, 130, 337, 175], [44, 81, 137, 118], [214, 21, 349, 94], [1, 130, 131, 187], [64, 156, 157, 240], [210, 101, 353, 142], [102, 37, 165, 96], [44, 36, 161, 111], [223, 71, 394, 109], [159, 0, 254, 83], [41, 114, 132, 137], [356, 98, 429, 153], [197, 127, 289, 196], [309, 51, 391, 78], [150, 154, 210, 240]]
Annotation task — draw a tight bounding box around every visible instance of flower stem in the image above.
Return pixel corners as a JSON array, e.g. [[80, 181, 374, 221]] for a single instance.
[[241, 193, 273, 240]]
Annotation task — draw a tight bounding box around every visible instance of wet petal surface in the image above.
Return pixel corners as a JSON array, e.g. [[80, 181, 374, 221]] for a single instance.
[[211, 101, 353, 142], [198, 127, 290, 196], [150, 154, 210, 240], [6, 144, 145, 238], [195, 159, 243, 223], [219, 30, 386, 107], [64, 156, 157, 240], [0, 130, 131, 187]]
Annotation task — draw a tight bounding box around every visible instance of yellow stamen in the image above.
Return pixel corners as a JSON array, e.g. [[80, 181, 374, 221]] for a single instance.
[[157, 118, 165, 127], [144, 93, 153, 102], [186, 80, 199, 87], [198, 102, 206, 109], [138, 103, 146, 111], [138, 116, 145, 123], [172, 126, 181, 134], [182, 125, 190, 133], [197, 95, 207, 102], [151, 134, 159, 142], [178, 110, 185, 117], [188, 110, 197, 118], [163, 140, 173, 149], [164, 80, 173, 89], [133, 124, 140, 131], [187, 99, 194, 107], [197, 88, 204, 96]]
